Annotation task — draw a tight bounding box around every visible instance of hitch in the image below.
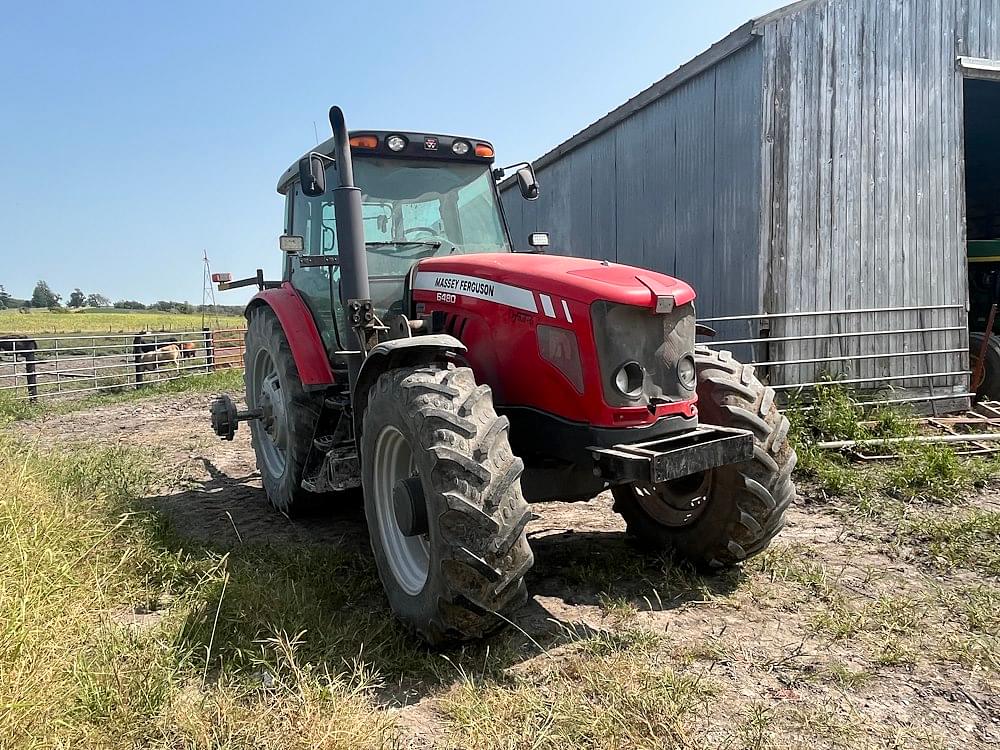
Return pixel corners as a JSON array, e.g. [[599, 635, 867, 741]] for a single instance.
[[210, 394, 263, 441]]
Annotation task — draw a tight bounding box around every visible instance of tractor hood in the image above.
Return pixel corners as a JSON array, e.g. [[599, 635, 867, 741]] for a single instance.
[[414, 253, 696, 311]]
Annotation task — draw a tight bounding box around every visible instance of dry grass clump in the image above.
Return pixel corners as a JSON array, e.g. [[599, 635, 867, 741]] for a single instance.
[[0, 436, 393, 749]]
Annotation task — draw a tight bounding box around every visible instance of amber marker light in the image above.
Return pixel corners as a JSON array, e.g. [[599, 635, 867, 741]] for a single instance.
[[349, 135, 378, 149]]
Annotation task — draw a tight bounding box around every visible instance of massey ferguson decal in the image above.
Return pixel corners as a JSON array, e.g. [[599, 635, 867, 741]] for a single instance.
[[433, 276, 496, 297], [413, 272, 538, 313]]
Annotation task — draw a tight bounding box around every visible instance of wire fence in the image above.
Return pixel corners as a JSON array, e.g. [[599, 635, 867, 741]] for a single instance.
[[699, 303, 972, 410], [0, 328, 247, 402], [1, 304, 975, 411]]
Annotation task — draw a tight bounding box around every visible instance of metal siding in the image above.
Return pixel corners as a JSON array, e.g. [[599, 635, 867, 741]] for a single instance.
[[568, 140, 595, 260], [590, 133, 618, 262], [501, 181, 525, 249], [674, 72, 719, 318], [614, 94, 678, 272], [545, 159, 574, 256], [758, 0, 971, 393], [710, 44, 766, 352], [501, 40, 764, 336]]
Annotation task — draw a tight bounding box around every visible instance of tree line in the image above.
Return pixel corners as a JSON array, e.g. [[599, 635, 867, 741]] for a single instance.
[[0, 281, 243, 315]]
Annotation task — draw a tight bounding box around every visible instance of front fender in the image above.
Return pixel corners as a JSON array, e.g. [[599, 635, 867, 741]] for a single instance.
[[352, 334, 467, 446], [246, 283, 335, 387]]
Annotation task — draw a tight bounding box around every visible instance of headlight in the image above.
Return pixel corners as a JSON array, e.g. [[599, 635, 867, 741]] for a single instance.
[[677, 355, 697, 390], [613, 362, 645, 398], [451, 140, 470, 155], [386, 135, 407, 152]]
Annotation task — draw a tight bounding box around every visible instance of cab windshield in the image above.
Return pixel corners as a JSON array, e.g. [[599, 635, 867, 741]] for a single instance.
[[290, 157, 510, 348], [357, 158, 511, 267]]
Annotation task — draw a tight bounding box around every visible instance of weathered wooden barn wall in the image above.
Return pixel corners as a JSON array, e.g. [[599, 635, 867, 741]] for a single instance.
[[501, 40, 764, 334], [756, 0, 988, 393], [963, 0, 1000, 56]]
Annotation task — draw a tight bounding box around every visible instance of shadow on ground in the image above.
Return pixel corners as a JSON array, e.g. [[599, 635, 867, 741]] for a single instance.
[[139, 460, 742, 705]]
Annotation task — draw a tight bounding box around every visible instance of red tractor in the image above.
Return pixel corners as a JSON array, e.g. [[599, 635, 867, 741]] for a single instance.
[[211, 107, 796, 645]]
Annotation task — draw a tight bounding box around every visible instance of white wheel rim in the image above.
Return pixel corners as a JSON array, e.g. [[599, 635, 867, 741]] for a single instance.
[[372, 425, 429, 595], [250, 348, 287, 478]]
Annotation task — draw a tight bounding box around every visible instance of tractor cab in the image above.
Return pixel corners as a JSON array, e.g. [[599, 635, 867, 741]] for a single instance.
[[276, 131, 536, 354]]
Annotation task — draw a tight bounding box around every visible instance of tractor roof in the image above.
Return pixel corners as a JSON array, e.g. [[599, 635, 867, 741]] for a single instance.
[[276, 130, 496, 195]]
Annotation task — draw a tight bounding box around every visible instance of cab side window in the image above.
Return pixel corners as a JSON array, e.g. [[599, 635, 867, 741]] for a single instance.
[[290, 182, 343, 352], [292, 184, 337, 255]]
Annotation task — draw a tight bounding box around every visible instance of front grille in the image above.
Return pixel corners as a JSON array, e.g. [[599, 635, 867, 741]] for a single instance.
[[590, 301, 696, 407]]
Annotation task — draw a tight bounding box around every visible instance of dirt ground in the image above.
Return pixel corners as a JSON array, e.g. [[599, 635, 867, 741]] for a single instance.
[[15, 392, 1000, 748]]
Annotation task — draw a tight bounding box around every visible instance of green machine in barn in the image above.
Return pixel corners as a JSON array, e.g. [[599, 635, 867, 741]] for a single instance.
[[968, 240, 1000, 399]]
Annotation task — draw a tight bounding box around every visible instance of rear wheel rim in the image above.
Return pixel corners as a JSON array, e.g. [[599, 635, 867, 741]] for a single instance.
[[372, 425, 430, 595], [250, 348, 287, 479], [633, 472, 712, 528]]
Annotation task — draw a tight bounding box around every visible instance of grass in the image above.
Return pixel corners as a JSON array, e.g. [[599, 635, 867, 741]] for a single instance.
[[786, 381, 915, 492], [786, 382, 1000, 501], [903, 508, 1000, 576], [3, 368, 997, 747], [883, 443, 998, 502], [0, 432, 396, 749], [0, 308, 244, 334], [442, 633, 712, 750], [749, 541, 1000, 678]]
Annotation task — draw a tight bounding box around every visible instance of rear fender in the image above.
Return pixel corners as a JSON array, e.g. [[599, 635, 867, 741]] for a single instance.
[[352, 335, 467, 448], [246, 283, 335, 387]]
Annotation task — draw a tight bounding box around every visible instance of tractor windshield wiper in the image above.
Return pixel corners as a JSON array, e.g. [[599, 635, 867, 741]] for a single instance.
[[366, 240, 441, 249]]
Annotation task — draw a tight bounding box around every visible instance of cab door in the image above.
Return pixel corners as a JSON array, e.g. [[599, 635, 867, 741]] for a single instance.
[[289, 181, 345, 353]]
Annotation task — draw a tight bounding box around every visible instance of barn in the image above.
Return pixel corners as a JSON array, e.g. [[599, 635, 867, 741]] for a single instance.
[[500, 0, 1000, 409]]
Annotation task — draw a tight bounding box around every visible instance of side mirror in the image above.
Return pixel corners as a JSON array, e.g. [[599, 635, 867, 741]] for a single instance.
[[517, 166, 539, 201], [298, 154, 327, 197], [528, 232, 550, 250], [279, 235, 304, 254]]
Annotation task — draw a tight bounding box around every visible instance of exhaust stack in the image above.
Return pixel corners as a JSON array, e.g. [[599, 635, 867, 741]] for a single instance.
[[328, 105, 373, 388]]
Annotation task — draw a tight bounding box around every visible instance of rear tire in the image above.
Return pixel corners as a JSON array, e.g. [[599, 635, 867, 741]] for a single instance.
[[244, 306, 323, 515], [969, 332, 1000, 401], [612, 348, 796, 569], [361, 364, 533, 645]]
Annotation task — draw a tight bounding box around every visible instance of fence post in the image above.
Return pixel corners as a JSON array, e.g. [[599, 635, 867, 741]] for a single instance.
[[53, 340, 61, 393], [21, 339, 38, 402], [204, 327, 213, 372], [133, 332, 144, 388]]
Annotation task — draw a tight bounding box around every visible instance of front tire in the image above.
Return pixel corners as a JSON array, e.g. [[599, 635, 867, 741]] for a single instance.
[[361, 364, 533, 645], [612, 348, 796, 569], [244, 306, 323, 515]]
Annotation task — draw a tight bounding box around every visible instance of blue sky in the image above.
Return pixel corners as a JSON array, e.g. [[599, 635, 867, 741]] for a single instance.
[[0, 0, 783, 305]]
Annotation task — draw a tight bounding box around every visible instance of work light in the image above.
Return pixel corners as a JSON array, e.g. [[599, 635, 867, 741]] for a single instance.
[[614, 362, 645, 398], [677, 355, 697, 390], [387, 135, 407, 152], [452, 140, 470, 155]]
